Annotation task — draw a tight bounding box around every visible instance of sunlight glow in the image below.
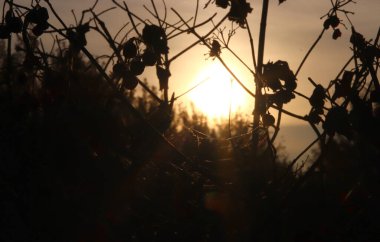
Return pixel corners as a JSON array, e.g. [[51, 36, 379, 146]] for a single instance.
[[188, 62, 248, 119]]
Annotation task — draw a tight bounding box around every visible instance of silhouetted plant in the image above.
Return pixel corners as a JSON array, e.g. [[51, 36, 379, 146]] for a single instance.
[[1, 0, 380, 241]]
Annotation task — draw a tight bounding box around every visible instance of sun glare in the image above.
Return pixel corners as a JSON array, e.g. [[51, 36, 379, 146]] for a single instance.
[[188, 62, 248, 119]]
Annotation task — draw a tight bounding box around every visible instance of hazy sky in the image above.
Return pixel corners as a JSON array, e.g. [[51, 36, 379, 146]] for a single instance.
[[43, 0, 379, 121], [17, 0, 379, 156]]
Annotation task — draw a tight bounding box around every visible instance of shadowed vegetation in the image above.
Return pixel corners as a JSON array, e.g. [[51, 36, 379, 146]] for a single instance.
[[1, 0, 380, 241]]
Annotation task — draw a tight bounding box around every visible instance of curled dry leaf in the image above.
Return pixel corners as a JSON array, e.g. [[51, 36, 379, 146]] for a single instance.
[[262, 113, 275, 127], [309, 85, 325, 109], [156, 66, 171, 90], [332, 71, 354, 100], [228, 0, 253, 27], [323, 106, 352, 139]]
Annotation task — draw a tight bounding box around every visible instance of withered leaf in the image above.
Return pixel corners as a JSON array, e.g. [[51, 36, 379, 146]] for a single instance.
[[156, 66, 171, 90], [309, 85, 325, 109], [228, 0, 253, 27]]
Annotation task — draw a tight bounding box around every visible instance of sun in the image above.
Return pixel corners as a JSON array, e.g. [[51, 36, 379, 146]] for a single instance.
[[188, 62, 249, 119]]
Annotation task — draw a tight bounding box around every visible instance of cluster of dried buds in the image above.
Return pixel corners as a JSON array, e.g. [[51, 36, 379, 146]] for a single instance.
[[113, 24, 170, 91], [0, 10, 23, 39], [260, 60, 297, 127], [306, 29, 380, 139], [24, 6, 50, 36], [323, 14, 342, 40], [214, 0, 253, 27], [208, 39, 222, 58], [1, 6, 51, 69]]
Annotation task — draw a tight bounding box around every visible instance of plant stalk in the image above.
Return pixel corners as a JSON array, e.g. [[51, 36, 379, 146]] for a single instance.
[[252, 0, 269, 152]]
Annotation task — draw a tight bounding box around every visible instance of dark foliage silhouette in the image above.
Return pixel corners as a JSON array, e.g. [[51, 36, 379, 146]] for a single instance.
[[1, 0, 380, 241]]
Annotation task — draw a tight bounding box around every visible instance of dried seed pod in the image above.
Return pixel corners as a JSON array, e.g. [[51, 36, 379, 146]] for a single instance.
[[123, 39, 138, 59], [333, 28, 342, 40], [112, 62, 127, 79], [32, 22, 49, 36], [216, 0, 229, 8], [323, 18, 331, 29], [142, 24, 168, 54], [262, 113, 275, 127], [330, 15, 340, 28], [142, 49, 158, 66], [130, 58, 145, 76], [7, 17, 23, 33], [123, 72, 139, 90], [307, 111, 322, 124], [209, 40, 221, 57], [5, 11, 23, 33], [27, 7, 49, 25]]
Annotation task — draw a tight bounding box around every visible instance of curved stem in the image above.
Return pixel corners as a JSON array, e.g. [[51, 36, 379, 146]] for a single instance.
[[270, 106, 282, 143], [295, 29, 325, 77], [225, 46, 255, 74], [169, 13, 228, 63], [246, 20, 257, 71]]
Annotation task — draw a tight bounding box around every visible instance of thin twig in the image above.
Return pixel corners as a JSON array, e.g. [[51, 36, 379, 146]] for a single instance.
[[295, 29, 325, 77]]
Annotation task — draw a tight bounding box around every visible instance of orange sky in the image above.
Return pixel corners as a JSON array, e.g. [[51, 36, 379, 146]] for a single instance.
[[45, 2, 379, 93], [28, 0, 379, 157], [48, 0, 378, 123]]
